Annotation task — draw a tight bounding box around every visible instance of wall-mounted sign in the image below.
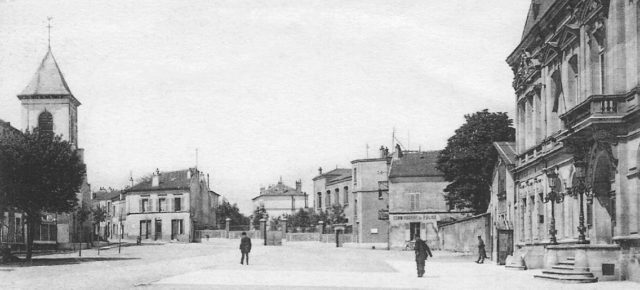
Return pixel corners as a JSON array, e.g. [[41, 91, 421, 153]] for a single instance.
[[370, 228, 378, 234], [391, 214, 438, 222]]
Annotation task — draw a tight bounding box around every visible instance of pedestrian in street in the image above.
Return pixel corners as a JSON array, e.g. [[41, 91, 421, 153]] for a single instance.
[[414, 236, 432, 277], [475, 235, 487, 264], [240, 232, 252, 265]]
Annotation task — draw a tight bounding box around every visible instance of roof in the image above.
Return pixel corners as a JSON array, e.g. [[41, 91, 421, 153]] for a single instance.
[[253, 179, 304, 200], [93, 190, 122, 201], [19, 48, 73, 97], [521, 0, 555, 40], [313, 168, 352, 184], [127, 168, 197, 192], [0, 119, 21, 136], [493, 142, 517, 166], [388, 150, 443, 178]]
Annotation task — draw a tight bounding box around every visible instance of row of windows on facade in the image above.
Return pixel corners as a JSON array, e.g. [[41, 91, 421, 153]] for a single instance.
[[317, 186, 349, 209], [517, 193, 593, 242], [138, 219, 184, 239], [139, 196, 183, 213], [0, 218, 55, 243], [518, 45, 606, 151]]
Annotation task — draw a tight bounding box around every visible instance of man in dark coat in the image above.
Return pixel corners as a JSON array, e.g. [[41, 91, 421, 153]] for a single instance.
[[240, 232, 252, 265], [476, 235, 487, 264], [414, 236, 432, 277]]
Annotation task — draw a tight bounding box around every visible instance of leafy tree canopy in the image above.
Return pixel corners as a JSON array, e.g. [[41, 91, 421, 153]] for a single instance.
[[216, 200, 250, 226], [0, 128, 86, 259], [251, 204, 268, 229], [436, 109, 515, 214]]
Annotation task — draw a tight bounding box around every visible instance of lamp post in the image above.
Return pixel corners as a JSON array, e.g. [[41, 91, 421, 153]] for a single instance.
[[567, 160, 593, 244], [543, 169, 563, 244]]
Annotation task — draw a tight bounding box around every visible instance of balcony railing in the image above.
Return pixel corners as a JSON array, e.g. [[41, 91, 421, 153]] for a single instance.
[[560, 94, 626, 128]]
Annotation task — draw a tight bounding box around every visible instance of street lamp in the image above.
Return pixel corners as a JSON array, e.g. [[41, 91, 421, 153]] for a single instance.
[[543, 168, 563, 244], [566, 160, 593, 244]]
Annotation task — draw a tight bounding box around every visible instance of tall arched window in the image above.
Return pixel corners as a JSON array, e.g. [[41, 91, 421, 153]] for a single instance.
[[335, 188, 340, 206], [38, 111, 53, 132], [317, 192, 322, 210], [343, 186, 349, 205], [326, 190, 331, 208]]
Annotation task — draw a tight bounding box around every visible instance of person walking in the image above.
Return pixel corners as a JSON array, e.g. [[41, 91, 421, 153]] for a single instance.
[[240, 232, 252, 265], [414, 236, 432, 277], [475, 235, 487, 264]]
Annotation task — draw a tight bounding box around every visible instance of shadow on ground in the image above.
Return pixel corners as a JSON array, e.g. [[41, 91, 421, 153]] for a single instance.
[[0, 257, 139, 267]]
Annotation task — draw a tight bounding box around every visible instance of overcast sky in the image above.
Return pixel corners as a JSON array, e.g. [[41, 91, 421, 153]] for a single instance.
[[0, 0, 531, 214]]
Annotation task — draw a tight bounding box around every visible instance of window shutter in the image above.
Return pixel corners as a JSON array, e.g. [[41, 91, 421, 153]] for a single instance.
[[139, 198, 142, 213]]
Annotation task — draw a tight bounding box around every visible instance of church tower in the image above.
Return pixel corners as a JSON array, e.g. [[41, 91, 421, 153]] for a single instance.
[[17, 47, 80, 148]]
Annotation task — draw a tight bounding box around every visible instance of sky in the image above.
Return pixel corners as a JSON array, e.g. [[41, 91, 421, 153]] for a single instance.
[[0, 0, 531, 214]]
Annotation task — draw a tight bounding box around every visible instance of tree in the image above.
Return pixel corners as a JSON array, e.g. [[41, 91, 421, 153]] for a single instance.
[[251, 204, 268, 229], [436, 109, 515, 214], [92, 206, 107, 241], [0, 129, 86, 260], [328, 204, 347, 224], [216, 200, 250, 227]]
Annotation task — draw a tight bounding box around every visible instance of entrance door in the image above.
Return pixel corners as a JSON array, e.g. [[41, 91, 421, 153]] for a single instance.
[[592, 153, 615, 244], [409, 222, 421, 241], [171, 220, 179, 240], [497, 230, 514, 265], [155, 220, 162, 240], [139, 220, 150, 239]]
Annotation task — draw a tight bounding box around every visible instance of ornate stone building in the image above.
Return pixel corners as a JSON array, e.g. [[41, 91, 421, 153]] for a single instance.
[[507, 0, 640, 282]]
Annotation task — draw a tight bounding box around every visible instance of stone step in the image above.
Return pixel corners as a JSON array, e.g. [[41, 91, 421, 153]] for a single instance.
[[533, 273, 598, 283], [566, 257, 575, 261], [558, 261, 575, 266], [505, 265, 526, 270], [552, 265, 576, 271], [542, 269, 595, 278]]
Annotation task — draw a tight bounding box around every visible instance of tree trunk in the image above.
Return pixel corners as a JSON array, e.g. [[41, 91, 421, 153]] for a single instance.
[[25, 216, 36, 261]]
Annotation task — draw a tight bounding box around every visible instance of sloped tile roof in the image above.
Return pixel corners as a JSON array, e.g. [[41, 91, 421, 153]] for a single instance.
[[127, 168, 196, 192], [93, 190, 122, 201], [314, 168, 352, 184], [19, 48, 73, 96], [493, 142, 517, 166], [521, 0, 556, 40], [389, 150, 443, 178]]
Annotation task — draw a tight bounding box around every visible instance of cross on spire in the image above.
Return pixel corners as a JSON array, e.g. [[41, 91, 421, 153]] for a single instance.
[[47, 17, 53, 49]]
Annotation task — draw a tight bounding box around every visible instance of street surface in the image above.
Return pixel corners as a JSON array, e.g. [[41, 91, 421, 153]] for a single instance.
[[0, 239, 635, 289]]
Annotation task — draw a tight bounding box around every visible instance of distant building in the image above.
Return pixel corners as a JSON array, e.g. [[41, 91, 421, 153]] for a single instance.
[[388, 150, 471, 250], [313, 167, 352, 226], [350, 146, 392, 245], [91, 188, 125, 242], [0, 120, 26, 249], [252, 178, 307, 218], [488, 142, 516, 265], [124, 168, 216, 242]]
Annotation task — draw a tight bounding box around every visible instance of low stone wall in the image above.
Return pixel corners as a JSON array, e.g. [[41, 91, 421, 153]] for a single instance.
[[286, 233, 320, 242], [438, 213, 491, 257]]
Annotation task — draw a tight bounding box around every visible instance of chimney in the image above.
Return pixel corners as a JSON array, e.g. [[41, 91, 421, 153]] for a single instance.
[[152, 168, 160, 187], [295, 179, 302, 192], [318, 167, 323, 175]]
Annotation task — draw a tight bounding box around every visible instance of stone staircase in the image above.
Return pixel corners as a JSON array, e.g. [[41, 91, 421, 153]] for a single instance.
[[533, 257, 598, 283]]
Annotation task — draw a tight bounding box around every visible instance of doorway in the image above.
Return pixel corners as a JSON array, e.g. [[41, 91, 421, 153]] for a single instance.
[[410, 222, 421, 241], [155, 219, 162, 240], [139, 220, 151, 239], [591, 153, 615, 244], [497, 230, 514, 265]]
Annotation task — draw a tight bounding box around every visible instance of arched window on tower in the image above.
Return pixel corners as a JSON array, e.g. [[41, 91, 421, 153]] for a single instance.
[[38, 111, 53, 133]]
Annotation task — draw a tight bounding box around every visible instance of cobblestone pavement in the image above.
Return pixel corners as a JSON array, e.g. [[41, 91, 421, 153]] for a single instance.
[[0, 239, 636, 289]]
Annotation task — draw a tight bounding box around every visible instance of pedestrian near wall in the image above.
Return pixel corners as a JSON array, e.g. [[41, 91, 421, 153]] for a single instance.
[[240, 232, 252, 265], [475, 235, 487, 264], [414, 236, 432, 277]]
